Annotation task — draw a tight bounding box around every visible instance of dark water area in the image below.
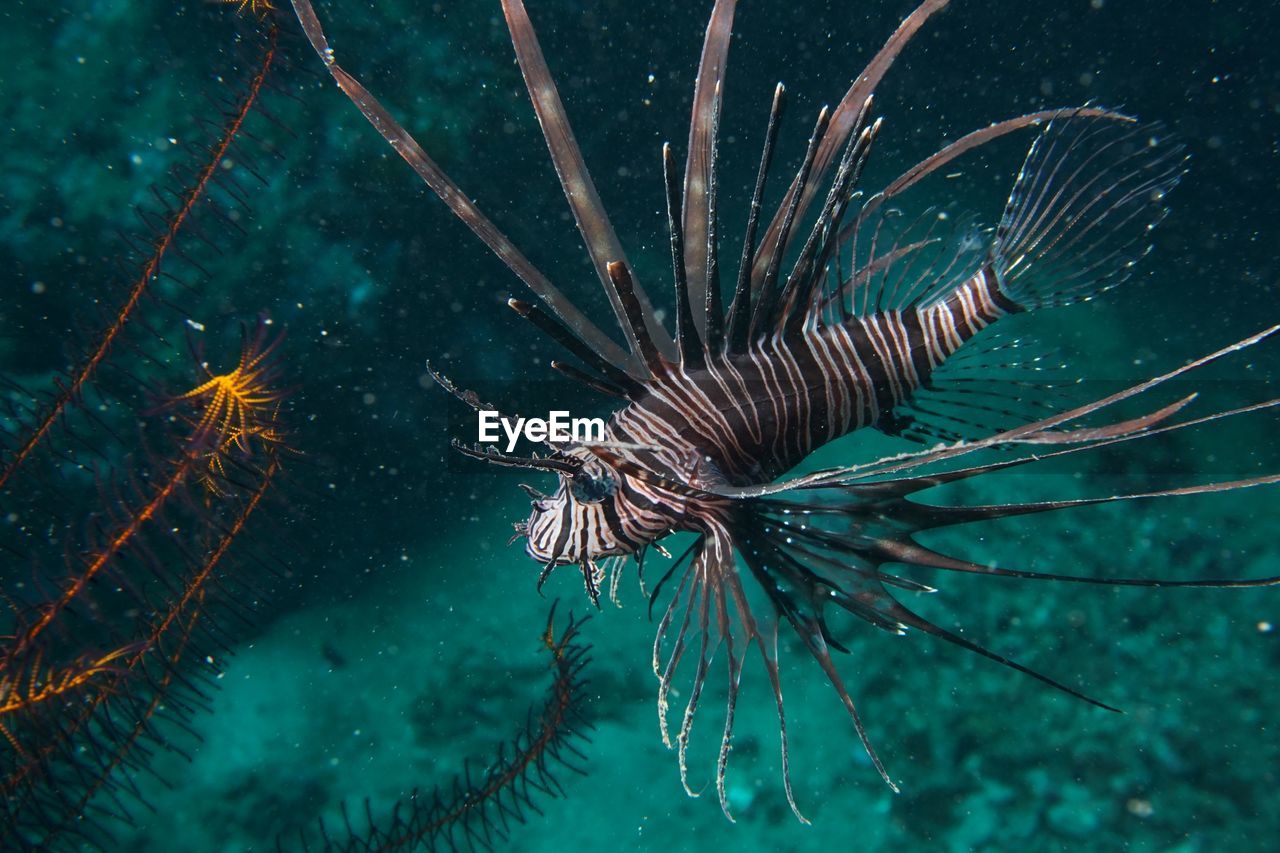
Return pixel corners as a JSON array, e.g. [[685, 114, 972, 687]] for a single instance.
[[1, 0, 1277, 850]]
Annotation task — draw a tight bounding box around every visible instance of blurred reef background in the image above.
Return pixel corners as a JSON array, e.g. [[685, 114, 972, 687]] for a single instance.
[[1, 0, 1278, 850]]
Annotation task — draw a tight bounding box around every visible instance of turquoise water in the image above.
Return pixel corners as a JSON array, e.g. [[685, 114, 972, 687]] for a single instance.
[[1, 1, 1277, 850]]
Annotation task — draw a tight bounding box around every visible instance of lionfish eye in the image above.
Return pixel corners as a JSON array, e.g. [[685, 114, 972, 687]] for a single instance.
[[570, 471, 616, 504]]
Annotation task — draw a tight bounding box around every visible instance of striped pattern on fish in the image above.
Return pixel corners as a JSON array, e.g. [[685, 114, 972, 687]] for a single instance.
[[290, 0, 1280, 825], [524, 262, 1016, 567]]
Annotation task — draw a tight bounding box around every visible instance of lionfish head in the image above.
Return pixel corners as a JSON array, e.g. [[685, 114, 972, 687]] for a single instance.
[[519, 453, 632, 567]]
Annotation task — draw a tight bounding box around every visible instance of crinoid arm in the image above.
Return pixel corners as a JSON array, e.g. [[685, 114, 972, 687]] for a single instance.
[[160, 321, 287, 454], [300, 605, 593, 852], [0, 24, 281, 497]]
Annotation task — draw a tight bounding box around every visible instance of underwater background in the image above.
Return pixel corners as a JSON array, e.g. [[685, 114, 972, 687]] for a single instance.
[[1, 0, 1277, 850]]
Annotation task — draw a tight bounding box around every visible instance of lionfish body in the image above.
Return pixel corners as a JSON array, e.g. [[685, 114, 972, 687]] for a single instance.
[[292, 0, 1280, 820], [525, 265, 1016, 560]]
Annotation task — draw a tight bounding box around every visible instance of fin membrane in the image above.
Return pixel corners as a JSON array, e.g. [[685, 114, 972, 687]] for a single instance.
[[992, 115, 1187, 310], [879, 322, 1079, 443]]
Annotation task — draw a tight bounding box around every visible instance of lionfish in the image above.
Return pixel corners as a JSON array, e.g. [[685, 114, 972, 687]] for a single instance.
[[289, 0, 1279, 820]]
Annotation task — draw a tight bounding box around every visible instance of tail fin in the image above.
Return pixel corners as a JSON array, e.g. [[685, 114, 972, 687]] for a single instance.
[[991, 113, 1187, 310]]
